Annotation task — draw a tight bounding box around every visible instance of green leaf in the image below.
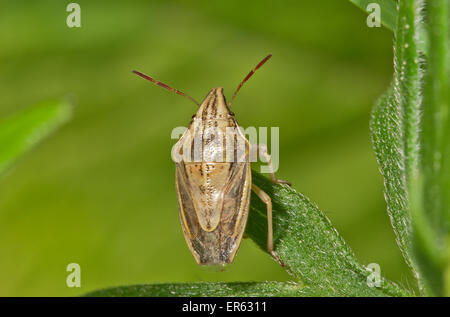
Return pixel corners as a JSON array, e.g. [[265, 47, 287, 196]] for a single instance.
[[369, 0, 450, 296], [370, 86, 416, 278], [414, 0, 450, 296], [370, 0, 423, 291], [88, 280, 394, 297], [247, 171, 410, 296], [86, 282, 302, 297], [349, 0, 397, 31], [0, 100, 72, 178], [86, 172, 411, 297]]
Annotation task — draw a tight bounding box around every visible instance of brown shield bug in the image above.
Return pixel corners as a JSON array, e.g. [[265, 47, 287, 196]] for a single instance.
[[133, 54, 289, 266]]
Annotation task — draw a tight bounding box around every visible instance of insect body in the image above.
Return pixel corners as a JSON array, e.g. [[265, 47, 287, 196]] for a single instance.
[[133, 54, 288, 266], [174, 87, 251, 265]]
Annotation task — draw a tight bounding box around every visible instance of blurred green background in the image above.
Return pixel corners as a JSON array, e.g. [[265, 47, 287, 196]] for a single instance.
[[0, 0, 414, 296]]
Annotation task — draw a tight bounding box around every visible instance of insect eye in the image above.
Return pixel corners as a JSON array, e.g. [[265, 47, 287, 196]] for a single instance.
[[191, 114, 196, 119], [230, 112, 235, 116]]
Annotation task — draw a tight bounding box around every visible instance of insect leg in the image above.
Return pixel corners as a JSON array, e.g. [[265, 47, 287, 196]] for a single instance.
[[257, 144, 291, 186], [251, 184, 284, 266]]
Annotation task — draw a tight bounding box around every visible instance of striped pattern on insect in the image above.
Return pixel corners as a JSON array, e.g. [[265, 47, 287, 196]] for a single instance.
[[133, 54, 289, 266]]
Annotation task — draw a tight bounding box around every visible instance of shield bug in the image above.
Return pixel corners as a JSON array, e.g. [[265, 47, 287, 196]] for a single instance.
[[133, 54, 289, 266]]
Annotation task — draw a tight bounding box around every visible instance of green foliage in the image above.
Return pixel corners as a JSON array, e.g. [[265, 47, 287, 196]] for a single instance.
[[86, 282, 303, 297], [0, 100, 72, 178], [85, 0, 450, 297], [87, 172, 410, 297], [414, 0, 450, 296], [370, 0, 422, 288], [86, 278, 405, 297], [1, 0, 448, 297], [0, 1, 397, 296], [247, 172, 408, 296], [370, 0, 450, 296]]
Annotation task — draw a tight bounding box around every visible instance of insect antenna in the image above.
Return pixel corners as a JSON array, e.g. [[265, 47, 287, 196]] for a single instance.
[[132, 70, 200, 106], [228, 54, 272, 107]]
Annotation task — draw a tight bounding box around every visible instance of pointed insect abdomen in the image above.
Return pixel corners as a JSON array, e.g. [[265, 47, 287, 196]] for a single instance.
[[176, 161, 251, 265]]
